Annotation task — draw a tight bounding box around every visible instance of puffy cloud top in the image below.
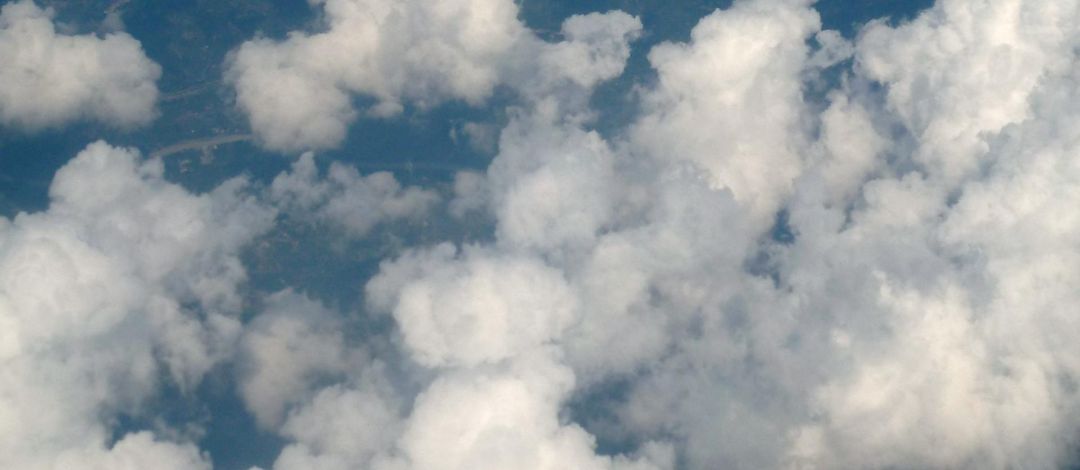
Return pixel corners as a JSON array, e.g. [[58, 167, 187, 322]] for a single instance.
[[631, 0, 822, 228], [0, 0, 160, 131], [0, 142, 273, 469], [227, 0, 641, 152]]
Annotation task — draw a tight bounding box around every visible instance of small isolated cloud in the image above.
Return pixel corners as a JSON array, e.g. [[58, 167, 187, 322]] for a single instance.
[[270, 152, 439, 237], [0, 0, 161, 131]]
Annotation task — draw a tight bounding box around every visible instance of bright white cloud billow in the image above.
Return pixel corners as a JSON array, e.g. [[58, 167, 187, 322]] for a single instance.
[[238, 290, 359, 430], [0, 0, 160, 131], [226, 0, 640, 151], [630, 0, 824, 229], [10, 0, 1080, 468], [0, 142, 274, 469]]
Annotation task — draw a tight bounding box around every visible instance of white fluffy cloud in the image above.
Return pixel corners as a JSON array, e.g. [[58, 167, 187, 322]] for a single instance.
[[237, 290, 361, 429], [353, 244, 671, 470], [270, 152, 439, 237], [226, 0, 640, 151], [384, 357, 672, 470], [0, 142, 273, 469], [356, 0, 1080, 468], [271, 381, 403, 470], [367, 244, 579, 368], [855, 0, 1080, 183], [630, 0, 823, 229], [0, 0, 160, 131]]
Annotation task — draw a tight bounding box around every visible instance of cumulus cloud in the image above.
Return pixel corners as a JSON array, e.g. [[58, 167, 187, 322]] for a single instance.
[[383, 356, 672, 470], [352, 0, 1080, 468], [237, 290, 360, 429], [0, 141, 273, 469], [855, 0, 1080, 183], [226, 0, 640, 151], [270, 152, 439, 237], [0, 0, 160, 131], [11, 0, 1080, 468], [629, 0, 822, 229], [367, 244, 580, 368]]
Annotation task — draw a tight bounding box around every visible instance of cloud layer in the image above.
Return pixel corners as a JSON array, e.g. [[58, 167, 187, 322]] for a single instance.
[[5, 0, 1080, 469]]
